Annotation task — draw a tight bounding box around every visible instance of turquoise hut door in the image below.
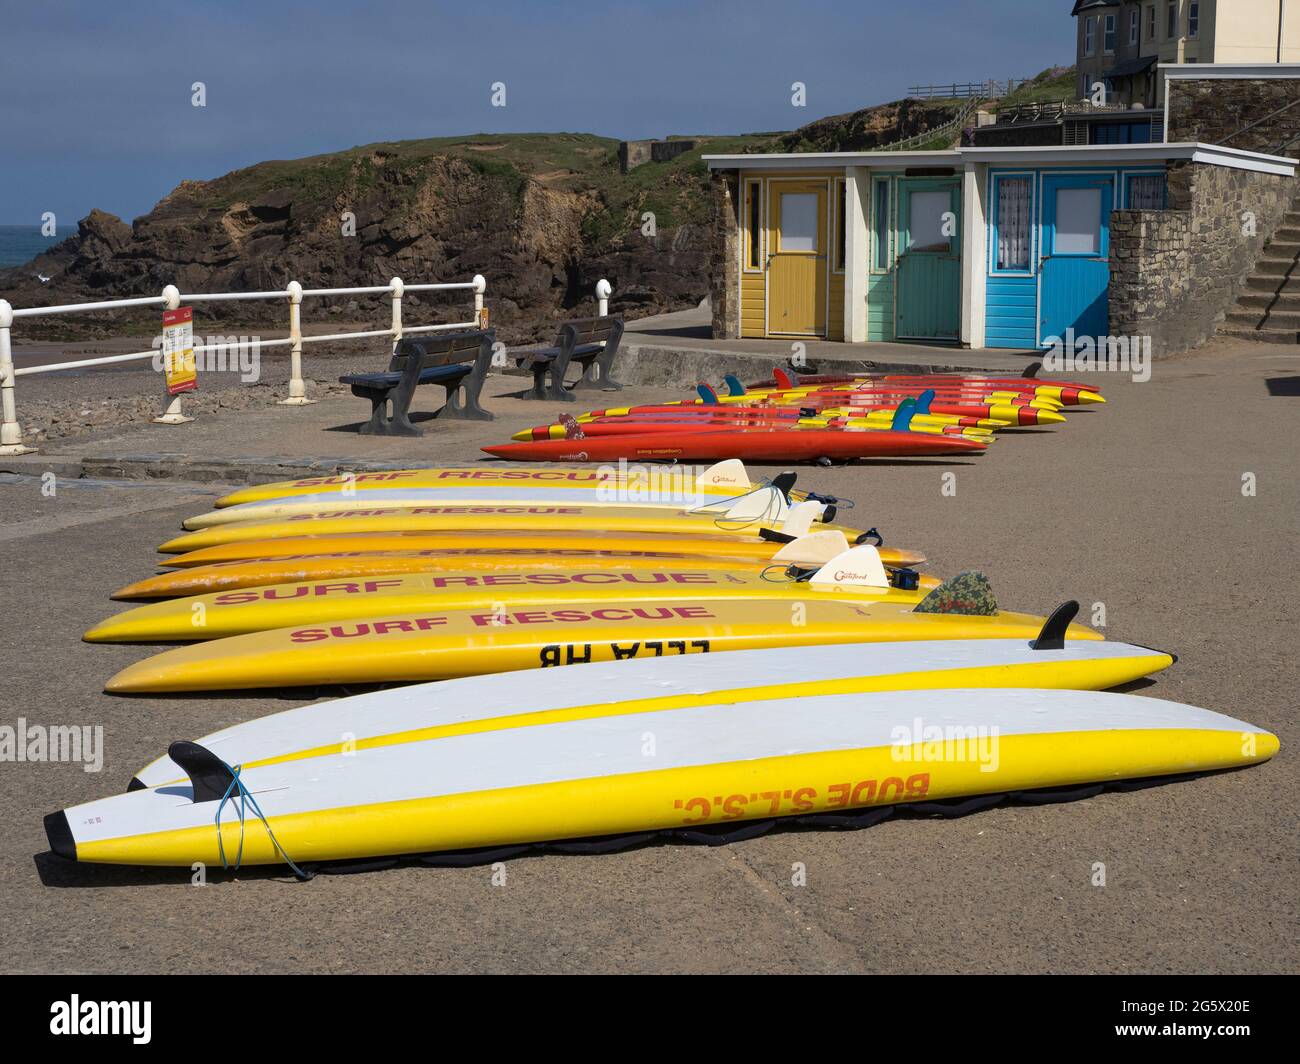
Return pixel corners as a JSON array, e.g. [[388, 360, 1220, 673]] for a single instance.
[[1039, 174, 1113, 345], [895, 179, 961, 341]]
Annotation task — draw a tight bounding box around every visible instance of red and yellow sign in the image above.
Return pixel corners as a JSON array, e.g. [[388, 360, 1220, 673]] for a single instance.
[[161, 307, 196, 395]]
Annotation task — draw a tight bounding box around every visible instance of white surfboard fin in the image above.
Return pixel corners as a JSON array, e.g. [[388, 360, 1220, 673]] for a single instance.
[[714, 485, 790, 522], [781, 499, 827, 536], [769, 530, 852, 565], [695, 459, 749, 490], [808, 545, 890, 589], [168, 741, 238, 804]]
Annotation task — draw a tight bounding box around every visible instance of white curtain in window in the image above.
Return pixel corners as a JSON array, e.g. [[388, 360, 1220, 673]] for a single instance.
[[1128, 175, 1165, 210], [997, 178, 1031, 270]]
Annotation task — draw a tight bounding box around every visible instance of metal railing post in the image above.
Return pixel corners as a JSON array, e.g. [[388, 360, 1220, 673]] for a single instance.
[[596, 278, 611, 317], [279, 280, 315, 405], [389, 277, 404, 350], [0, 299, 35, 455], [472, 274, 486, 326], [152, 284, 194, 425]]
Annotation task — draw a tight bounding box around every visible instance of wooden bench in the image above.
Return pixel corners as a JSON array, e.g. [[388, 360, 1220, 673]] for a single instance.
[[512, 315, 624, 402], [339, 329, 494, 436]]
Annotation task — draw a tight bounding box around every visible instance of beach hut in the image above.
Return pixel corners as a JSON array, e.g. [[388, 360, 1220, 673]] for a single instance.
[[705, 143, 1292, 350]]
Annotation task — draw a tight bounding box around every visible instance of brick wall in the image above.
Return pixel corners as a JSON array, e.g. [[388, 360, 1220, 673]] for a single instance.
[[1167, 77, 1300, 155], [709, 171, 740, 340], [1109, 160, 1292, 354]]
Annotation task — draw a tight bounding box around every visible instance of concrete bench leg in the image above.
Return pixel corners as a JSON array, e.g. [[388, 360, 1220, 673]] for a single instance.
[[439, 377, 493, 421], [572, 350, 624, 391], [354, 388, 420, 436]]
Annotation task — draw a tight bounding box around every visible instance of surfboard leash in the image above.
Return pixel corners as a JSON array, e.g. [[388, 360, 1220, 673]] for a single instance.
[[214, 762, 312, 881]]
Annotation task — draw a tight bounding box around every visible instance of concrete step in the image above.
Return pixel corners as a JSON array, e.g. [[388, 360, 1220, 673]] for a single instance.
[[1219, 325, 1300, 344], [1226, 308, 1300, 329], [1252, 257, 1300, 277], [1270, 227, 1300, 243], [1236, 290, 1300, 311], [1245, 274, 1300, 293]]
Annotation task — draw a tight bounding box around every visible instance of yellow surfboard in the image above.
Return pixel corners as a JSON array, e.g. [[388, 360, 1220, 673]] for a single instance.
[[213, 461, 764, 509], [158, 529, 928, 572], [87, 548, 928, 643], [158, 502, 870, 555], [103, 596, 1102, 693], [115, 542, 940, 600]]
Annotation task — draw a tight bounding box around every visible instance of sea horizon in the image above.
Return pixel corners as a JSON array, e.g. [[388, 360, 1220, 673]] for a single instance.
[[0, 224, 67, 269]]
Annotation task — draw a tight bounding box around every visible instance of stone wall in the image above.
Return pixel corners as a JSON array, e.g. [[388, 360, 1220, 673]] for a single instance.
[[1167, 77, 1300, 154], [1109, 160, 1293, 355], [708, 171, 740, 340], [619, 139, 698, 174]]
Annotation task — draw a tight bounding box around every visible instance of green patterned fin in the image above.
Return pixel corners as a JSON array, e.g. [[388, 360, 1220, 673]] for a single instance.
[[912, 570, 998, 616]]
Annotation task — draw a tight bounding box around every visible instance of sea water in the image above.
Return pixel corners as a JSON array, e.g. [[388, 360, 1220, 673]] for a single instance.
[[0, 225, 64, 268]]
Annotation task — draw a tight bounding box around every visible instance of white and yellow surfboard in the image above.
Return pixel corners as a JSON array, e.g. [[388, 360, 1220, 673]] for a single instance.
[[48, 687, 1273, 868]]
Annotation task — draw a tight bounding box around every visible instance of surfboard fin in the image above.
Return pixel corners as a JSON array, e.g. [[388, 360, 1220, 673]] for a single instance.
[[890, 398, 918, 432], [559, 414, 585, 440], [915, 388, 935, 416], [912, 571, 998, 616], [1024, 360, 1042, 379], [1031, 601, 1080, 651], [773, 366, 795, 389], [169, 740, 238, 804], [771, 471, 797, 501], [696, 383, 719, 405], [723, 374, 746, 397]]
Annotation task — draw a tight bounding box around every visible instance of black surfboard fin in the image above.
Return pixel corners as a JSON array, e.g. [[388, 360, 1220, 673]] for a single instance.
[[771, 471, 797, 501], [1031, 600, 1080, 651], [169, 740, 238, 804], [1024, 360, 1042, 379]]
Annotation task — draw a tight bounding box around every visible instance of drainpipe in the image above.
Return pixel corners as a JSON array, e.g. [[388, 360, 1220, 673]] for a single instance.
[[1281, 0, 1288, 63]]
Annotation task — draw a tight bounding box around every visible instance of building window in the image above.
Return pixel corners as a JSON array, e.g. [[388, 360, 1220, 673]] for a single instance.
[[994, 176, 1032, 272], [745, 180, 762, 271], [1129, 8, 1140, 45], [1127, 174, 1167, 209], [834, 179, 847, 273], [1167, 1, 1177, 38], [1188, 1, 1199, 38], [1147, 4, 1156, 41], [1104, 14, 1117, 54], [1092, 121, 1153, 144], [1084, 16, 1096, 56], [872, 179, 891, 272]]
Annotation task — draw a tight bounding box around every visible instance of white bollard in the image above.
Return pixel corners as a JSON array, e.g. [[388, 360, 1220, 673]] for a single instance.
[[0, 299, 36, 455], [153, 284, 194, 425], [279, 280, 315, 406], [596, 278, 612, 317]]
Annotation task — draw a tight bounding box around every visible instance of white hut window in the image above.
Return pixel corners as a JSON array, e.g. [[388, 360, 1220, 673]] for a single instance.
[[1127, 174, 1166, 210], [996, 177, 1032, 271]]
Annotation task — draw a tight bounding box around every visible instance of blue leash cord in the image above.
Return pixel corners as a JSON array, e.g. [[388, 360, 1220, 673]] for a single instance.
[[215, 762, 310, 880]]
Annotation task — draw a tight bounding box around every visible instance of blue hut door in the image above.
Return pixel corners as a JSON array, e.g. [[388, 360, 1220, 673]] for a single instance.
[[895, 179, 961, 341], [1039, 174, 1113, 345]]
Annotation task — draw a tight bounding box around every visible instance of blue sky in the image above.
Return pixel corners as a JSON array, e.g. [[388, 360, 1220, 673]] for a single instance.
[[0, 0, 1072, 227]]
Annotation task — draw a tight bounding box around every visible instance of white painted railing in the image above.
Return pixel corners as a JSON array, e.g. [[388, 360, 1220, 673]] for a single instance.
[[0, 274, 486, 455]]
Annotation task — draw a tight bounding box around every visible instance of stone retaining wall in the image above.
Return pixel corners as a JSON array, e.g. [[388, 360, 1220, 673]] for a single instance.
[[1168, 77, 1300, 155], [1109, 160, 1293, 355], [709, 171, 741, 340]]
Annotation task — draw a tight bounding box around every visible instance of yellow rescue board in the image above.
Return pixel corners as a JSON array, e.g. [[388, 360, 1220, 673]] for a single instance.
[[104, 597, 1102, 693], [214, 466, 757, 508], [160, 506, 876, 554], [115, 547, 942, 600], [86, 566, 932, 642], [159, 530, 927, 571]]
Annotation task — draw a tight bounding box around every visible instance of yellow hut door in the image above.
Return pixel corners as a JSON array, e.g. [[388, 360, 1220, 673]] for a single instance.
[[767, 181, 827, 337]]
